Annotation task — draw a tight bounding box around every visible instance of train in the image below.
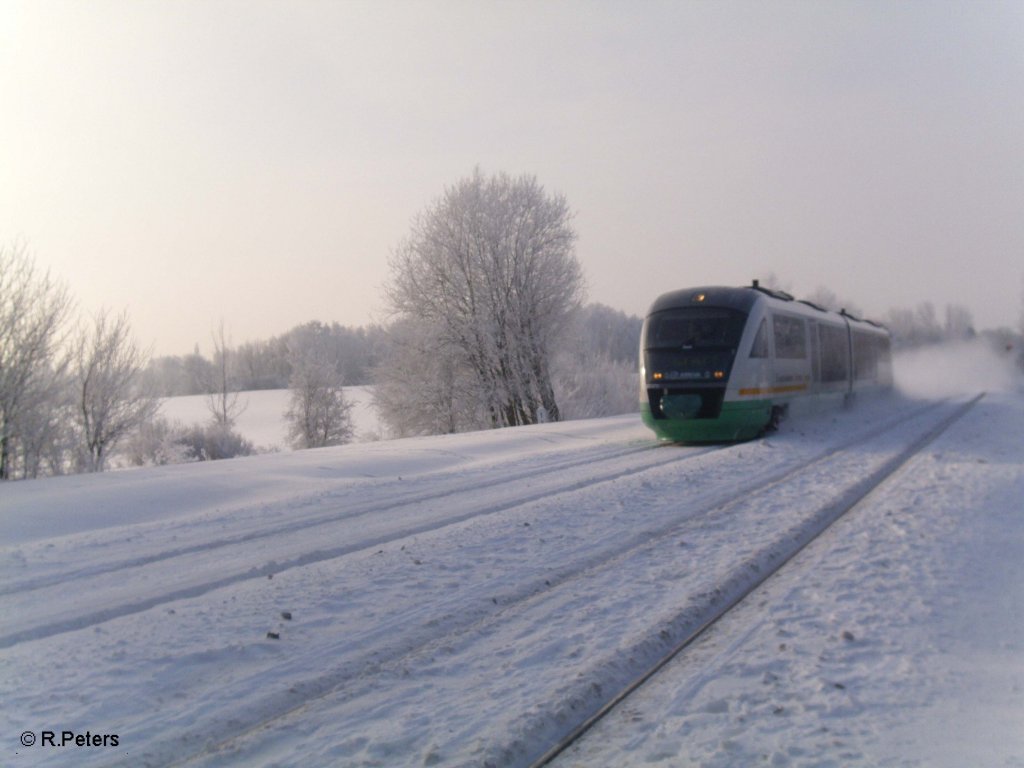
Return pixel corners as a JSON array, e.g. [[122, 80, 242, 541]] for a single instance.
[[640, 281, 893, 442]]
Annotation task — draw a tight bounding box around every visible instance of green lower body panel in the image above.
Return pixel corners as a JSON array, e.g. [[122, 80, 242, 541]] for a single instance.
[[641, 399, 772, 442]]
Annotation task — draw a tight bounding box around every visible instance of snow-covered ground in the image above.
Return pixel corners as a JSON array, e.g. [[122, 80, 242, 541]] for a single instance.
[[157, 386, 382, 451], [559, 392, 1024, 767], [1, 364, 1022, 767]]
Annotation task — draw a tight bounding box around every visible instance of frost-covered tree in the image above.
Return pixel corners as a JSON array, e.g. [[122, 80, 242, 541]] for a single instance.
[[285, 328, 354, 449], [8, 379, 75, 479], [551, 304, 641, 419], [206, 321, 246, 429], [384, 169, 584, 430], [0, 242, 73, 479], [74, 310, 158, 472], [372, 317, 484, 437]]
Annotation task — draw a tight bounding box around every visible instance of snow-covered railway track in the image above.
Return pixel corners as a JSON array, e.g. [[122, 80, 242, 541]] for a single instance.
[[2, 396, 983, 768], [1, 440, 717, 649], [2, 399, 942, 653], [133, 399, 961, 767], [0, 440, 664, 598], [530, 393, 984, 768]]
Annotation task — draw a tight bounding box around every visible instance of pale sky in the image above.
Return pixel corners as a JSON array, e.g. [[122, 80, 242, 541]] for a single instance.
[[2, 0, 1022, 356]]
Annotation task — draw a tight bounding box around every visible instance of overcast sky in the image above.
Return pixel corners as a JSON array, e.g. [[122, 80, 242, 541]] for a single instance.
[[2, 0, 1022, 356]]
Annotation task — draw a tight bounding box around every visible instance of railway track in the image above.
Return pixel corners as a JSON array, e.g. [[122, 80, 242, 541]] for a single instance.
[[0, 439, 665, 598], [530, 393, 984, 768], [150, 397, 966, 768], [2, 439, 715, 649], [3, 395, 976, 768], [2, 397, 945, 652]]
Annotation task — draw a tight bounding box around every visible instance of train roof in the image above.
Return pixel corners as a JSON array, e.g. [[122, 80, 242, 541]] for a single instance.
[[646, 282, 889, 334]]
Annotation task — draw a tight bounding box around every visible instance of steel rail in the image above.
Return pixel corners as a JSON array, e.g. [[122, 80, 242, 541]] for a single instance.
[[529, 393, 984, 768], [160, 399, 956, 768], [0, 442, 721, 650], [0, 440, 672, 598]]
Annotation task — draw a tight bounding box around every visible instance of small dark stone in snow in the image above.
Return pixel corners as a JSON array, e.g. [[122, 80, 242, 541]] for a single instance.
[[523, 522, 530, 527], [834, 682, 846, 689], [267, 574, 273, 580], [266, 632, 280, 640], [492, 597, 498, 604], [414, 559, 422, 565], [841, 630, 856, 642], [281, 611, 292, 621]]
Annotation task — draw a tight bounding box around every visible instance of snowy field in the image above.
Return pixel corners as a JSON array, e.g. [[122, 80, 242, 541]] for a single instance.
[[157, 386, 383, 450], [2, 351, 1022, 767]]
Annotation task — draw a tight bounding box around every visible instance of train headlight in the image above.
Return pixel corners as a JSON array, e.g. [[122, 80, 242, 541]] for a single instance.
[[653, 372, 664, 380], [713, 370, 725, 380]]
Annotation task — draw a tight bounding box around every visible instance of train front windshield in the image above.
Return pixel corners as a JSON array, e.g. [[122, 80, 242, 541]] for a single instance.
[[643, 307, 746, 381]]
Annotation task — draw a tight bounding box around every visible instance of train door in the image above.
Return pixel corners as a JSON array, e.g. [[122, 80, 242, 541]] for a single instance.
[[770, 314, 811, 394]]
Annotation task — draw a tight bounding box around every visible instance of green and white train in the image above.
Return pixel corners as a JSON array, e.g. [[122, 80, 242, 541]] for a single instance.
[[640, 281, 893, 442]]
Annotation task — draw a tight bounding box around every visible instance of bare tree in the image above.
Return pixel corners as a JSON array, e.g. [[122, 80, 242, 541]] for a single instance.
[[206, 320, 246, 429], [384, 169, 584, 431], [0, 242, 73, 479], [285, 329, 353, 449], [75, 310, 158, 472]]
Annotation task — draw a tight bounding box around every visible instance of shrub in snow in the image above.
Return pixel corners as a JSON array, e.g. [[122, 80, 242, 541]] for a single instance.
[[124, 417, 192, 466], [124, 418, 255, 465], [175, 423, 255, 462]]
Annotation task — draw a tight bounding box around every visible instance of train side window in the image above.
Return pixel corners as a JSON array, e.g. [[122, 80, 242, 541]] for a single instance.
[[773, 315, 807, 359], [819, 324, 849, 382], [749, 319, 769, 358]]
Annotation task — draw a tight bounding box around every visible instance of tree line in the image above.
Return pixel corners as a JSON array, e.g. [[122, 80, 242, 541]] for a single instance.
[[141, 169, 642, 442], [141, 322, 386, 397], [10, 168, 1015, 482], [2, 169, 643, 481]]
